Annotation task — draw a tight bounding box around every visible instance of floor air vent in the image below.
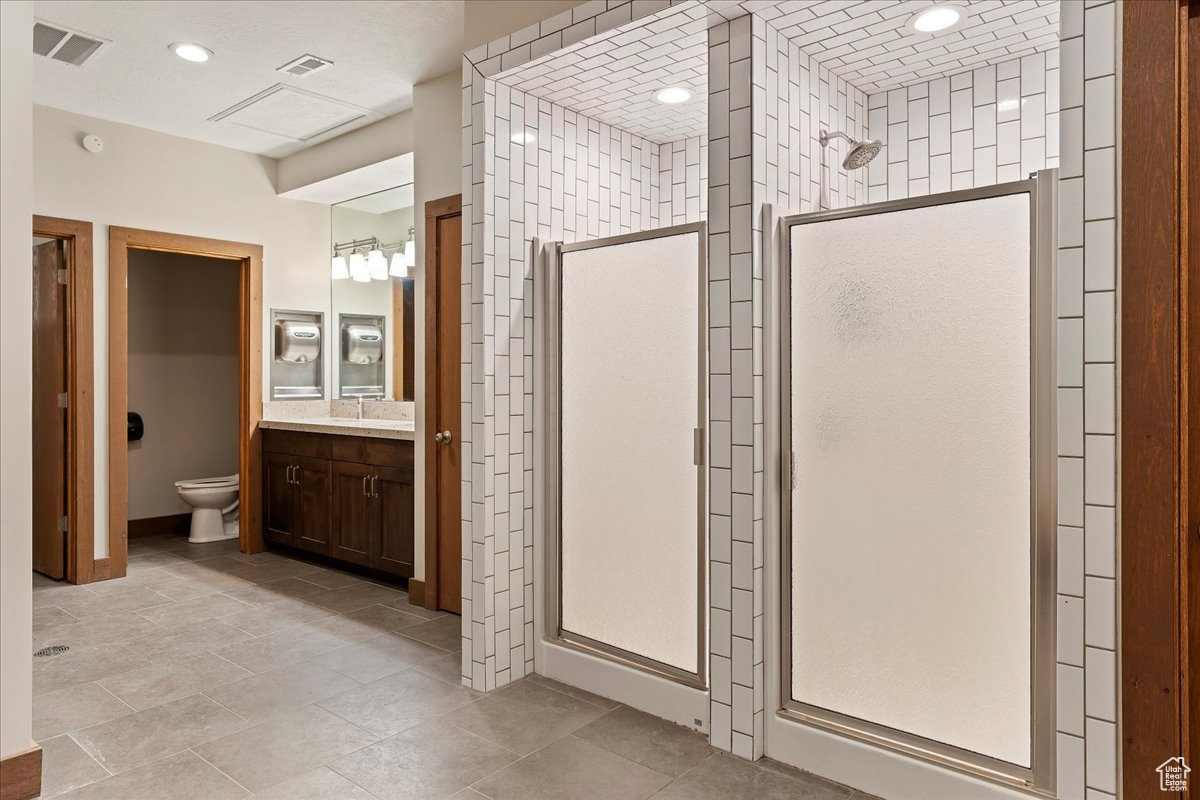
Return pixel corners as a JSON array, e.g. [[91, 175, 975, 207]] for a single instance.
[[34, 645, 69, 657], [33, 20, 107, 66]]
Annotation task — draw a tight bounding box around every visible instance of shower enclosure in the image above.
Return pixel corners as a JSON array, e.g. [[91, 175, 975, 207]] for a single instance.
[[766, 171, 1058, 794]]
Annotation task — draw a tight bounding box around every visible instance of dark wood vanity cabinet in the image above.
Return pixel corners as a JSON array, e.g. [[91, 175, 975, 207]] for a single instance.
[[262, 429, 414, 579]]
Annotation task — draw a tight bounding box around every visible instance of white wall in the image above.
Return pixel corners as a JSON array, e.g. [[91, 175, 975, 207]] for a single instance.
[[412, 69, 463, 581], [33, 105, 331, 558], [128, 251, 240, 519], [0, 0, 35, 764]]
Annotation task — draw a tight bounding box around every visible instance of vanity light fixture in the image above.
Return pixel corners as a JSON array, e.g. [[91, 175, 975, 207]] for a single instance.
[[654, 86, 691, 104], [331, 255, 349, 280], [349, 251, 370, 282], [511, 131, 536, 144], [389, 251, 408, 278], [367, 248, 388, 280], [907, 4, 967, 34], [170, 42, 212, 62]]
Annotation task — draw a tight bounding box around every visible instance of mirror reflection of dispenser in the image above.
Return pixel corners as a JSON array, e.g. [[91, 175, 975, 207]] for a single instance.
[[339, 314, 385, 398], [270, 309, 324, 399]]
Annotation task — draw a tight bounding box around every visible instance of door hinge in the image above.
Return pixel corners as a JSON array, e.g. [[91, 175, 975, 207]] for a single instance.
[[57, 515, 67, 534], [57, 269, 68, 285], [57, 392, 68, 409]]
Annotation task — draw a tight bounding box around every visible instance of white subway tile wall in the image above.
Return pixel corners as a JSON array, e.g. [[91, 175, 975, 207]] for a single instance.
[[865, 51, 1060, 203], [1056, 1, 1118, 798], [462, 1, 1123, 790], [707, 11, 868, 759], [461, 2, 707, 695]]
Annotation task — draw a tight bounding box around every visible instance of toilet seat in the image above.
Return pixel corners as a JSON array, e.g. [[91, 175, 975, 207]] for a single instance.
[[175, 474, 239, 490]]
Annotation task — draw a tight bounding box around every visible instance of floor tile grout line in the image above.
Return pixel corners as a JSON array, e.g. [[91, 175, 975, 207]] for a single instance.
[[189, 747, 256, 796]]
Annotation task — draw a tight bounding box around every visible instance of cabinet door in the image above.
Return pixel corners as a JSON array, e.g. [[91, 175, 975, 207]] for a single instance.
[[294, 456, 332, 555], [331, 461, 374, 566], [263, 452, 295, 546], [371, 466, 415, 577]]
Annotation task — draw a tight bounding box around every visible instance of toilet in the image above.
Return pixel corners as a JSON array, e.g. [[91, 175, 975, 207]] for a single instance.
[[175, 474, 240, 543]]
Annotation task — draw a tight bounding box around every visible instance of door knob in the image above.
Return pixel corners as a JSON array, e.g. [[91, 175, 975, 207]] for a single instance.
[[434, 430, 453, 444]]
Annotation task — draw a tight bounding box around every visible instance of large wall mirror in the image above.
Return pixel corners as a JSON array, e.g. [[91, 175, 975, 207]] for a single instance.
[[330, 185, 415, 400]]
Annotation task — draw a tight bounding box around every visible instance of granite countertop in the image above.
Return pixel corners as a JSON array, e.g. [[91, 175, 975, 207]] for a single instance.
[[259, 417, 416, 441]]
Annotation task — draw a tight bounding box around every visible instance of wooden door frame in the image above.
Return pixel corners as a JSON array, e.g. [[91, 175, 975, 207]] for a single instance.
[[109, 227, 264, 578], [32, 216, 94, 584], [1120, 1, 1198, 795], [420, 193, 463, 610]]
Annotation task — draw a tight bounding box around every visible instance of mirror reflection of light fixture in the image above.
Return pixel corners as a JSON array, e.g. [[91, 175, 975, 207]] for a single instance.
[[405, 227, 416, 268], [389, 251, 408, 278], [367, 248, 387, 280], [349, 251, 370, 282], [331, 255, 349, 280]]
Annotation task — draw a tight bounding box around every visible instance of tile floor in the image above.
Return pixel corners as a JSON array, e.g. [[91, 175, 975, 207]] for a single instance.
[[32, 534, 875, 799]]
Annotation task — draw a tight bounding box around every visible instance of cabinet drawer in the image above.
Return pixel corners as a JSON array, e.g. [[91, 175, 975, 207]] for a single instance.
[[262, 429, 331, 459], [331, 435, 413, 468]]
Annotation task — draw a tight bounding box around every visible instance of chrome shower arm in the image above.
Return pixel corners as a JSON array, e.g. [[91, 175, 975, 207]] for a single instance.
[[819, 130, 855, 148]]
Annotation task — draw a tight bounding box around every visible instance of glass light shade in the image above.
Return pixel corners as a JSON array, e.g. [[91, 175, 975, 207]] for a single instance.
[[367, 249, 387, 280], [389, 251, 408, 278], [331, 255, 349, 280], [405, 238, 416, 268], [349, 252, 369, 282]]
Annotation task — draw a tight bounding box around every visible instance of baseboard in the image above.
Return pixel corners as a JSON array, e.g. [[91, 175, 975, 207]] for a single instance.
[[127, 513, 190, 539], [91, 557, 112, 582], [408, 578, 427, 608], [0, 745, 42, 800]]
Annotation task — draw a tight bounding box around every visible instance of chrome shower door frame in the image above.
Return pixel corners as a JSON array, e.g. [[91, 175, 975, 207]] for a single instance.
[[775, 173, 1058, 794], [543, 222, 708, 690]]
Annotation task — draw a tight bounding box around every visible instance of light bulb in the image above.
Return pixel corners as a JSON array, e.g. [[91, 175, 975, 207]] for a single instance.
[[654, 87, 691, 104], [368, 248, 387, 280], [171, 43, 212, 62], [389, 252, 408, 278], [909, 4, 965, 33], [349, 252, 369, 282], [331, 255, 349, 280], [405, 238, 416, 268]]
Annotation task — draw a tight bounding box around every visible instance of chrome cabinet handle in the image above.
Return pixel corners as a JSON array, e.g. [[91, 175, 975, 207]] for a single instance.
[[293, 465, 300, 487], [370, 475, 378, 497], [287, 464, 296, 485], [434, 430, 453, 444], [362, 475, 369, 496]]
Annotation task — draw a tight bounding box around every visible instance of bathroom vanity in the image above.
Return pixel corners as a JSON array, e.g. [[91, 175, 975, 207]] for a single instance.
[[260, 423, 415, 582]]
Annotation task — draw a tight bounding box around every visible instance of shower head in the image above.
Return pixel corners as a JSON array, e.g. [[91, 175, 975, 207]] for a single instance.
[[819, 129, 883, 170]]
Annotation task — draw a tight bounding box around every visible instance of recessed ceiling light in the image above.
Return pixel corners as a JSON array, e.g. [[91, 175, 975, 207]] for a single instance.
[[908, 4, 967, 34], [170, 42, 212, 63], [654, 87, 691, 104], [511, 131, 536, 144]]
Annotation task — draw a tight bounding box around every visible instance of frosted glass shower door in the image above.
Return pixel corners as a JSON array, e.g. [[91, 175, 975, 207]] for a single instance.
[[781, 177, 1055, 781], [548, 224, 706, 684]]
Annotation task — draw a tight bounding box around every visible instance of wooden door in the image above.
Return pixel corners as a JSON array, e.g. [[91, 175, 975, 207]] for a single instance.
[[263, 452, 295, 547], [425, 195, 463, 613], [331, 460, 373, 566], [32, 239, 67, 579], [294, 456, 332, 555], [372, 465, 414, 577]]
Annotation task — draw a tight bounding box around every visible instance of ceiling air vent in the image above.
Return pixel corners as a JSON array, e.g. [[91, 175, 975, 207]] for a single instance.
[[277, 54, 334, 78], [33, 20, 107, 66]]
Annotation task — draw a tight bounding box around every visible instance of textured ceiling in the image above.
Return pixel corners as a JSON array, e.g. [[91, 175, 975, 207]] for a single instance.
[[495, 2, 709, 144], [32, 0, 463, 158], [709, 0, 1059, 95]]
